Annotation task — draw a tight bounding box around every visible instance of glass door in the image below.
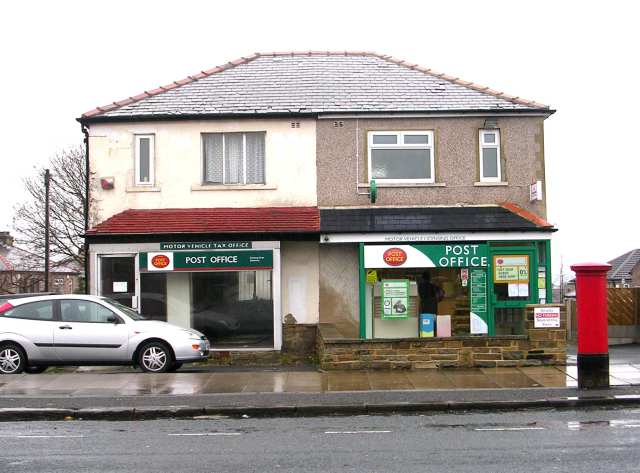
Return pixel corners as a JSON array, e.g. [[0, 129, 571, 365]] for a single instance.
[[489, 247, 537, 335], [99, 255, 136, 308]]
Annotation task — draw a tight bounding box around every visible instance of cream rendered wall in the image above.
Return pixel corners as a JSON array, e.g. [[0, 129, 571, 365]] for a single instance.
[[281, 241, 319, 324], [166, 273, 191, 329], [88, 119, 317, 224]]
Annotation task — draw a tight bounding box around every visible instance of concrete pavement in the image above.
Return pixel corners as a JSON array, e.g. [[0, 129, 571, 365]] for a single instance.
[[0, 344, 639, 420]]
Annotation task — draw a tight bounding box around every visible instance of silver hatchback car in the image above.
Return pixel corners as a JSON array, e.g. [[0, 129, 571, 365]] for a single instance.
[[0, 295, 210, 374]]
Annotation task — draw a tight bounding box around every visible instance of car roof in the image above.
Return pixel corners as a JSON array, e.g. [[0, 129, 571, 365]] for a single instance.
[[1, 294, 105, 306]]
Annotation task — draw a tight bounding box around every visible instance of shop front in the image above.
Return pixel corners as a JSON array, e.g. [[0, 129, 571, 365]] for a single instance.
[[317, 205, 565, 370], [360, 240, 551, 339], [89, 240, 283, 350]]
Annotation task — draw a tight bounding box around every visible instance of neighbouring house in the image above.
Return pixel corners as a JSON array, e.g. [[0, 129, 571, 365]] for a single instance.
[[607, 249, 640, 287], [0, 231, 81, 295], [79, 51, 564, 367]]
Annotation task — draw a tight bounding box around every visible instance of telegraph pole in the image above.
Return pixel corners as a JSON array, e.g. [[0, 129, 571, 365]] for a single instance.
[[44, 169, 50, 292]]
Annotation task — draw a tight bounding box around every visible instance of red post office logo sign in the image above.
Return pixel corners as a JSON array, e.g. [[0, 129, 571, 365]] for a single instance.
[[383, 247, 407, 266], [151, 254, 171, 269]]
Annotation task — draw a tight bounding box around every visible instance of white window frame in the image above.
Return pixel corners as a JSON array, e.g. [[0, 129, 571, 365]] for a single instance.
[[479, 129, 501, 183], [202, 132, 266, 185], [134, 134, 155, 186], [367, 131, 435, 184]]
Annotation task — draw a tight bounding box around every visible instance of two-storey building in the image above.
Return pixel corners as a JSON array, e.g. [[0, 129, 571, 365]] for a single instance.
[[80, 52, 560, 363]]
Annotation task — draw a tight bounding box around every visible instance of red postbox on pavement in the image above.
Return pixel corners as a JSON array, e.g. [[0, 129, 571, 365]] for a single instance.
[[570, 262, 611, 389]]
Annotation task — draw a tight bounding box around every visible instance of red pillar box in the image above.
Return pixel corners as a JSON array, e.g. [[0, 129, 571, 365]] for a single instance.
[[570, 262, 612, 389]]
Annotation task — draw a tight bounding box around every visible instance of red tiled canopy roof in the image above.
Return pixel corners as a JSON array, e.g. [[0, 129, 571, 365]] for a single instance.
[[86, 207, 320, 235]]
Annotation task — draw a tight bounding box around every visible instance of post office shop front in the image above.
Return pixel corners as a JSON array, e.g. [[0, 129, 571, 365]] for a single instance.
[[318, 205, 557, 341], [85, 207, 321, 351], [361, 241, 551, 339]]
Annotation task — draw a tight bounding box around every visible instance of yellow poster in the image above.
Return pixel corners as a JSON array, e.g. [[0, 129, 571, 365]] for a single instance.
[[493, 255, 529, 284], [366, 270, 378, 284]]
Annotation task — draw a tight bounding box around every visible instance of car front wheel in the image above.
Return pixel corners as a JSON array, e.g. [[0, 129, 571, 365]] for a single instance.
[[138, 342, 172, 373], [0, 343, 26, 374]]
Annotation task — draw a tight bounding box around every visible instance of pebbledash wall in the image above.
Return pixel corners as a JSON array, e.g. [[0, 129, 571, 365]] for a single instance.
[[318, 304, 566, 369], [316, 116, 547, 215]]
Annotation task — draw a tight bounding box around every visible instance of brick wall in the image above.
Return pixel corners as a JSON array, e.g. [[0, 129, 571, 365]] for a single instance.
[[318, 304, 566, 370]]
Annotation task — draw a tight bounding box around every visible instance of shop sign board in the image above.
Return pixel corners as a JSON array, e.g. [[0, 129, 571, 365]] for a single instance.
[[365, 244, 488, 269], [470, 269, 489, 334], [493, 255, 529, 284], [140, 250, 273, 272], [381, 279, 410, 319], [160, 241, 252, 250], [534, 307, 561, 328]]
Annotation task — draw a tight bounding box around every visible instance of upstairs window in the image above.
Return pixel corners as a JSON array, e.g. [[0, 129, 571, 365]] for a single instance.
[[479, 130, 501, 182], [202, 132, 266, 185], [135, 134, 155, 186], [368, 131, 434, 183]]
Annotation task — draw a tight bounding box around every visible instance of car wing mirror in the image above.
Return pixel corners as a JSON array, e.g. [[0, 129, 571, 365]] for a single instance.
[[107, 315, 120, 324]]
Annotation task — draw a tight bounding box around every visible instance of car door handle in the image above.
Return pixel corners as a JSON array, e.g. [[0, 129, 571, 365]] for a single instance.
[[58, 325, 73, 330]]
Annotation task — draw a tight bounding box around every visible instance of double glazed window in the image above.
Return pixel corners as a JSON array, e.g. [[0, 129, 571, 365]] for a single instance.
[[479, 130, 501, 182], [202, 132, 266, 185], [135, 134, 155, 186], [368, 131, 434, 183]]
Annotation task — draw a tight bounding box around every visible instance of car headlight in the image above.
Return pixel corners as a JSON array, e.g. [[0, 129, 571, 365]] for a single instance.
[[182, 330, 201, 340]]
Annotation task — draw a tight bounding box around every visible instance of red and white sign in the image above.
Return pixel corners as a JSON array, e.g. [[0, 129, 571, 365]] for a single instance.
[[147, 252, 174, 271], [382, 247, 407, 266], [534, 307, 560, 328]]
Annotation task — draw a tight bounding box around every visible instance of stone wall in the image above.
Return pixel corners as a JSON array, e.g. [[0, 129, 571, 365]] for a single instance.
[[318, 304, 566, 370]]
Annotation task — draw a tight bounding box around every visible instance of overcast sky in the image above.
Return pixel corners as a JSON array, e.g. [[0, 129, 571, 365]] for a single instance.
[[1, 0, 638, 281]]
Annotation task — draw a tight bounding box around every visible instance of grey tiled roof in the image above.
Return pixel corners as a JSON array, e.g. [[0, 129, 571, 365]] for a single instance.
[[82, 52, 550, 120], [608, 249, 640, 282], [320, 205, 554, 233]]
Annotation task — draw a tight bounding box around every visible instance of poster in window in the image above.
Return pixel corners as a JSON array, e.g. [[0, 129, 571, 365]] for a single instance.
[[493, 255, 529, 284]]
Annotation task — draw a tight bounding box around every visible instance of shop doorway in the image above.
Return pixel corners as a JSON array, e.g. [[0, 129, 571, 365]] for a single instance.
[[191, 271, 274, 349], [99, 255, 136, 308], [490, 248, 537, 335]]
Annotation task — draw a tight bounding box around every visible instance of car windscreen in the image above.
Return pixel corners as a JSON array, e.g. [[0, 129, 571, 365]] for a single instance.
[[101, 298, 147, 321]]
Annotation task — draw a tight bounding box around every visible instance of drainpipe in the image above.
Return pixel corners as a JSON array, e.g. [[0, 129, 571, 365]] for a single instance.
[[81, 123, 90, 295]]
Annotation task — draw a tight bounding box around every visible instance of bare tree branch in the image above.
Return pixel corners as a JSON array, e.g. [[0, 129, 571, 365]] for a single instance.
[[12, 146, 97, 270]]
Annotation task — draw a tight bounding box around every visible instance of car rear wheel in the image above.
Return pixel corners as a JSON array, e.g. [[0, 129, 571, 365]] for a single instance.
[[0, 343, 26, 374], [138, 342, 172, 373], [25, 366, 48, 374]]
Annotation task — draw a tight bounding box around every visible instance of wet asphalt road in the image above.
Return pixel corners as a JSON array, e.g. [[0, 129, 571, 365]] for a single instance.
[[1, 407, 640, 472]]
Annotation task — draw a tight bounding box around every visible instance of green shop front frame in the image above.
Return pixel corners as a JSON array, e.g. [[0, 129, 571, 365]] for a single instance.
[[358, 240, 552, 338]]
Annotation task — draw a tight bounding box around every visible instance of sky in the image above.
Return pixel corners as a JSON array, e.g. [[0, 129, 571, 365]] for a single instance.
[[1, 0, 638, 282]]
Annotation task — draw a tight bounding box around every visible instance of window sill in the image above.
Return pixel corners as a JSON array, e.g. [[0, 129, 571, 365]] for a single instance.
[[191, 184, 277, 191], [125, 186, 161, 193], [358, 182, 446, 188], [474, 181, 509, 187]]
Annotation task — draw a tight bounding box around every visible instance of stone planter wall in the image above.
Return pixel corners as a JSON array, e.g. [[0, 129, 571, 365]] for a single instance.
[[318, 304, 566, 370]]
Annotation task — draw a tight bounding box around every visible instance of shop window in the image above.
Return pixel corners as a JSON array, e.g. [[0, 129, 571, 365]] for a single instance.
[[479, 129, 501, 182], [492, 254, 530, 302], [202, 132, 266, 185], [140, 273, 167, 321], [134, 134, 155, 186], [368, 131, 435, 183], [191, 271, 273, 348]]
